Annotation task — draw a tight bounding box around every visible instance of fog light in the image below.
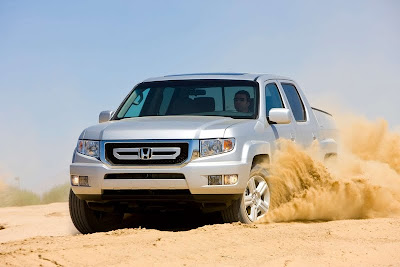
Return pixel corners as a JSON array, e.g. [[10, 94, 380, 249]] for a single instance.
[[79, 176, 89, 186], [71, 175, 79, 186], [208, 175, 222, 185], [71, 175, 89, 186], [224, 174, 238, 185]]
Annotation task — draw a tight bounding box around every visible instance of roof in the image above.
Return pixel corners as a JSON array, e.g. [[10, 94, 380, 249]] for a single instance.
[[142, 73, 291, 82]]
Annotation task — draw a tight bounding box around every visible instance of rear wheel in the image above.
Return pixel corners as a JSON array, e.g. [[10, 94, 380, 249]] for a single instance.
[[69, 189, 124, 234], [221, 164, 271, 223]]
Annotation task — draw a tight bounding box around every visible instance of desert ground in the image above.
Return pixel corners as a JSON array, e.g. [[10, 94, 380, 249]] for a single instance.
[[1, 202, 400, 266], [2, 116, 399, 266]]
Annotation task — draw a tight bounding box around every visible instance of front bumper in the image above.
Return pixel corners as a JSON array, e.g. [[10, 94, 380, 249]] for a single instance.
[[70, 153, 251, 199]]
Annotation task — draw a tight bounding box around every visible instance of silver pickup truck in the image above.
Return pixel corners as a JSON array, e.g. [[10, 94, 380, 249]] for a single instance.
[[69, 73, 337, 234]]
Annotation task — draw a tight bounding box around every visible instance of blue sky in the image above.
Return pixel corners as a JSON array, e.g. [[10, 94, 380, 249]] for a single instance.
[[0, 0, 399, 192]]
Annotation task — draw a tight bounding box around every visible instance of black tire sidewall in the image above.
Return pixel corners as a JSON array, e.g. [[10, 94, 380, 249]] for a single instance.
[[69, 189, 123, 234]]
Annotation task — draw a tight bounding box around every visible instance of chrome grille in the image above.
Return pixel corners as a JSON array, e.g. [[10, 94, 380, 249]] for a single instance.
[[104, 142, 189, 165]]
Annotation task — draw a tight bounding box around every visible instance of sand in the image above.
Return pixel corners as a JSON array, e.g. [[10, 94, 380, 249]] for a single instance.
[[0, 202, 400, 266], [1, 114, 400, 266]]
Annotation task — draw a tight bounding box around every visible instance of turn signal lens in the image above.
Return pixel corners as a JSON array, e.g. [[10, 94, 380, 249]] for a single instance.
[[223, 139, 234, 152]]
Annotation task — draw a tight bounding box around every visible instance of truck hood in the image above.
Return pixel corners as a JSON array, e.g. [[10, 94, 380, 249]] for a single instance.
[[81, 116, 245, 140]]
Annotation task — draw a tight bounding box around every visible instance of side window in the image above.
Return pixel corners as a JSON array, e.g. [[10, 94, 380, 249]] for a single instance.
[[265, 83, 284, 116], [281, 83, 306, 122], [124, 88, 150, 117]]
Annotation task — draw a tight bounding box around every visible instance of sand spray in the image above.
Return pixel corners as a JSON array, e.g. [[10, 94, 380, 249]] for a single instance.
[[259, 114, 400, 223]]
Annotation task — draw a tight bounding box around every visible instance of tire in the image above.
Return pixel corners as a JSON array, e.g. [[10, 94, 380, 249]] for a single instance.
[[69, 189, 124, 234], [221, 164, 271, 223]]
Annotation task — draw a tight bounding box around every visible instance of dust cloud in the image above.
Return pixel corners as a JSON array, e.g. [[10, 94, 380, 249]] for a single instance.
[[259, 114, 400, 223], [0, 176, 69, 207], [0, 179, 6, 190]]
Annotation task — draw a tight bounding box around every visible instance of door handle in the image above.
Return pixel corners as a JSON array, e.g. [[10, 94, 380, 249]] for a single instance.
[[312, 133, 317, 140], [290, 132, 295, 141]]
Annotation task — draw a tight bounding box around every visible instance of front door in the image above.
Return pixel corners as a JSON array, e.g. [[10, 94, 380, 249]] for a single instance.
[[263, 80, 297, 152]]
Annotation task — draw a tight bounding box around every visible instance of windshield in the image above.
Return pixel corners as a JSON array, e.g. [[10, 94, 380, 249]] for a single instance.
[[115, 80, 259, 119]]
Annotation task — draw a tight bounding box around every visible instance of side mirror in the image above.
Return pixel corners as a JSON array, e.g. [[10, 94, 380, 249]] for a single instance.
[[99, 110, 114, 123], [268, 108, 291, 124]]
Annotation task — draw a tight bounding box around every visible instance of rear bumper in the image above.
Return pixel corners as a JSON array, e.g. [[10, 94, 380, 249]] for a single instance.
[[70, 155, 251, 200]]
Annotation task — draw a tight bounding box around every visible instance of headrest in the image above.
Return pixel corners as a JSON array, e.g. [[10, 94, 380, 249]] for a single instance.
[[193, 97, 215, 113]]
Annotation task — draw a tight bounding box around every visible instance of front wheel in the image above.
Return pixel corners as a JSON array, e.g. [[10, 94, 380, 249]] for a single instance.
[[221, 164, 271, 223], [69, 189, 124, 234]]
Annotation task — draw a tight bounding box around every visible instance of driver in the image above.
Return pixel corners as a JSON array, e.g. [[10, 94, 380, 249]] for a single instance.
[[234, 90, 251, 112]]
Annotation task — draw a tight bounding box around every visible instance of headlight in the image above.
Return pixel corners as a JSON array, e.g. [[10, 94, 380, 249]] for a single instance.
[[200, 138, 235, 157], [76, 140, 99, 158]]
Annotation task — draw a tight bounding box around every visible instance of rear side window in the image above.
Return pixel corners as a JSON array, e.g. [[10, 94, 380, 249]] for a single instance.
[[265, 83, 284, 116], [281, 83, 306, 122]]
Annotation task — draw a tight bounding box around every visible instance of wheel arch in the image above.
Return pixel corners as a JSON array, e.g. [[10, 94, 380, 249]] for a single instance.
[[251, 154, 270, 168], [320, 138, 338, 159], [241, 140, 271, 168]]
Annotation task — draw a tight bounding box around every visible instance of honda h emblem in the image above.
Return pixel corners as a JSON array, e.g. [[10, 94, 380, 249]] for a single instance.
[[139, 148, 152, 160]]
